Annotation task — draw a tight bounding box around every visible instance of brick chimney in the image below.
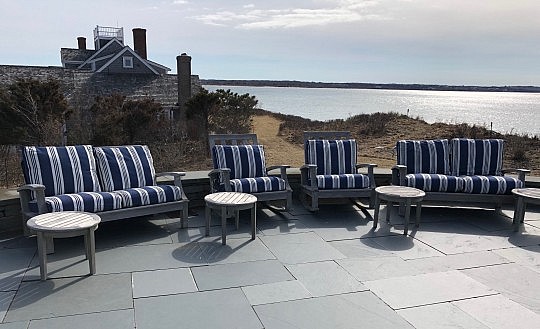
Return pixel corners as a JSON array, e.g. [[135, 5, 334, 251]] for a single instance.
[[132, 28, 147, 59], [77, 37, 86, 50], [177, 53, 192, 106]]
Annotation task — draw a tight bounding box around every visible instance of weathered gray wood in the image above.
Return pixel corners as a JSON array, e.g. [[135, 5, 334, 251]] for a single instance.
[[373, 186, 425, 235], [204, 192, 257, 245], [208, 134, 293, 211], [512, 188, 540, 231], [18, 160, 190, 235], [300, 131, 377, 211], [26, 212, 101, 280], [393, 164, 528, 212]]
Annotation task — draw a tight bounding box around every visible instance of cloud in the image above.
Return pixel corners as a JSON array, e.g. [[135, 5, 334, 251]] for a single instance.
[[173, 0, 188, 4], [191, 0, 387, 29]]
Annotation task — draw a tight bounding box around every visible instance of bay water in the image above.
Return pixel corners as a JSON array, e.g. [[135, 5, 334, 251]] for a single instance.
[[204, 85, 540, 136]]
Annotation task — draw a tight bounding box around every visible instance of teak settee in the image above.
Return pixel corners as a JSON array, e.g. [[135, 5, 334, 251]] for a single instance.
[[392, 138, 529, 211], [18, 145, 189, 235]]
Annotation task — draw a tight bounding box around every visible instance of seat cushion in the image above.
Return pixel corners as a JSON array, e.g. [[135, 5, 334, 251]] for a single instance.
[[29, 191, 123, 213], [462, 175, 524, 194], [396, 140, 450, 175], [305, 139, 357, 175], [94, 145, 156, 192], [212, 145, 267, 179], [114, 185, 184, 207], [315, 174, 371, 190], [451, 139, 504, 176], [219, 177, 286, 193], [22, 145, 101, 197], [404, 174, 464, 192]]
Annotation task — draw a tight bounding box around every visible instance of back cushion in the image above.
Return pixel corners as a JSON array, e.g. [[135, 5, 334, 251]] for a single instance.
[[21, 145, 101, 197], [94, 145, 156, 191], [396, 140, 450, 175], [306, 139, 357, 175], [212, 145, 267, 179], [450, 139, 504, 176]]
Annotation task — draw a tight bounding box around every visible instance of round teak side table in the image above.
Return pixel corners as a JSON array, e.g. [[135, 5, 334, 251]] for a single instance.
[[512, 188, 540, 231], [26, 211, 101, 281], [373, 186, 426, 235], [205, 192, 257, 245]]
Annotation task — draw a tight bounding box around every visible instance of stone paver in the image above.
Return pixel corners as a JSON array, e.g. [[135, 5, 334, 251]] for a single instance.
[[241, 280, 311, 305], [132, 268, 197, 298], [1, 205, 540, 328], [286, 261, 367, 296], [259, 232, 345, 264], [254, 291, 414, 329], [134, 288, 262, 329], [364, 270, 496, 309]]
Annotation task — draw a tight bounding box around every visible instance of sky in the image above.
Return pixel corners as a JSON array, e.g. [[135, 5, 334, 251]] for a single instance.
[[1, 0, 539, 86]]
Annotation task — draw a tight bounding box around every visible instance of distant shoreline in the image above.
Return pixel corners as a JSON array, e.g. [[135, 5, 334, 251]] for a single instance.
[[202, 79, 540, 93]]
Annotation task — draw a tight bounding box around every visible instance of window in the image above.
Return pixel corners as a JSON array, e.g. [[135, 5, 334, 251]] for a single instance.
[[123, 56, 133, 68]]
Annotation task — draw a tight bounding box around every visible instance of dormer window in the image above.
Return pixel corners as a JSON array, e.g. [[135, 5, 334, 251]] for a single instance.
[[123, 56, 133, 68]]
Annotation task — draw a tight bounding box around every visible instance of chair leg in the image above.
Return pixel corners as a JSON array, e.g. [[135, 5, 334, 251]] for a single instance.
[[311, 192, 319, 212]]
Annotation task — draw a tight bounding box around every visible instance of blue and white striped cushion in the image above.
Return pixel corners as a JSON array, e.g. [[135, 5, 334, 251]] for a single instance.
[[114, 185, 184, 207], [305, 139, 357, 175], [212, 145, 267, 179], [22, 145, 101, 197], [404, 174, 463, 192], [316, 174, 370, 190], [451, 139, 504, 176], [396, 140, 450, 174], [462, 175, 524, 194], [94, 145, 156, 192], [29, 191, 123, 213], [219, 177, 286, 193]]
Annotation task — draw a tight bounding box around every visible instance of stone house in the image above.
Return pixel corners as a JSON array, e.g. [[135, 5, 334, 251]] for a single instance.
[[0, 25, 201, 123]]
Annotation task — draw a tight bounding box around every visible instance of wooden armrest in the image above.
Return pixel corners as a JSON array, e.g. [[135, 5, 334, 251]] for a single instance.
[[392, 165, 407, 186], [502, 168, 530, 182], [156, 172, 186, 187], [267, 165, 290, 184], [17, 184, 47, 214], [208, 168, 231, 192]]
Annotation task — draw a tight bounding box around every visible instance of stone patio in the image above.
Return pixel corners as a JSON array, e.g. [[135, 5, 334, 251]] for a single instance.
[[1, 201, 540, 328]]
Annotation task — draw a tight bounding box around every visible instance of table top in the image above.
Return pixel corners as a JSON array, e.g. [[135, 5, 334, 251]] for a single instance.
[[375, 186, 426, 199], [205, 192, 257, 206], [512, 188, 540, 199], [27, 212, 101, 232]]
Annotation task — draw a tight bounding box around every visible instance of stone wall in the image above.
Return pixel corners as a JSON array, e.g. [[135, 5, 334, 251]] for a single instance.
[[0, 64, 201, 109]]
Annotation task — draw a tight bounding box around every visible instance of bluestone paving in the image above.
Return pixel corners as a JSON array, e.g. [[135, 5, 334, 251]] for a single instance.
[[462, 263, 540, 314], [134, 288, 262, 329], [337, 255, 423, 281], [397, 302, 490, 329], [132, 268, 197, 298], [368, 235, 445, 259], [1, 204, 540, 328], [0, 321, 28, 329], [192, 259, 293, 291], [364, 270, 496, 309], [453, 294, 540, 329], [0, 248, 35, 291], [286, 260, 367, 296], [241, 280, 312, 305], [254, 291, 414, 329], [406, 250, 511, 273], [259, 231, 345, 264], [27, 309, 135, 329], [492, 244, 540, 272], [5, 273, 132, 322], [0, 292, 15, 323]]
